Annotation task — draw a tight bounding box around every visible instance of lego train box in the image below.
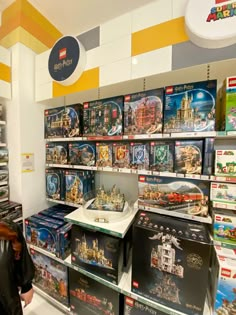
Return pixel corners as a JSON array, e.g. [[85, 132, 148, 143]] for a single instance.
[[129, 142, 149, 170], [71, 224, 123, 284], [163, 80, 217, 133], [149, 141, 174, 172], [96, 142, 113, 168], [112, 142, 130, 169], [69, 142, 96, 166], [211, 182, 236, 210], [138, 175, 210, 218], [124, 296, 165, 315], [45, 169, 63, 200], [0, 201, 22, 221], [124, 88, 163, 135], [131, 211, 211, 315], [215, 150, 236, 177], [69, 268, 121, 315], [83, 96, 124, 137], [46, 142, 68, 165], [220, 76, 236, 131], [213, 209, 236, 246], [30, 248, 69, 306], [174, 140, 203, 175]]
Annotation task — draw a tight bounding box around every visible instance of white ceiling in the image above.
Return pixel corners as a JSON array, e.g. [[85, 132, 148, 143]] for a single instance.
[[0, 0, 156, 35]]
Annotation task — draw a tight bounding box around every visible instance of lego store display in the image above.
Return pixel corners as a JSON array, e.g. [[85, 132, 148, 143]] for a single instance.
[[132, 211, 211, 315], [30, 248, 69, 306], [112, 142, 130, 169], [215, 150, 236, 177], [124, 89, 163, 135], [69, 268, 121, 315], [149, 141, 174, 172], [96, 142, 113, 168], [129, 142, 149, 170], [163, 80, 217, 133], [124, 296, 165, 315], [138, 175, 209, 217], [69, 142, 96, 166], [174, 140, 203, 175], [211, 182, 236, 210], [83, 96, 124, 137], [45, 169, 63, 200], [46, 142, 68, 165], [71, 224, 123, 284], [213, 209, 236, 245]]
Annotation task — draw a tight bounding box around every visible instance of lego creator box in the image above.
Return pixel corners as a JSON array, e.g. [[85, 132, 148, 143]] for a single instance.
[[150, 141, 174, 172], [46, 142, 68, 165], [71, 224, 123, 284], [215, 150, 236, 177], [211, 182, 236, 210], [221, 76, 236, 131], [69, 268, 121, 315], [96, 142, 112, 167], [112, 142, 130, 168], [132, 211, 211, 315], [203, 138, 215, 175], [69, 142, 96, 166], [63, 103, 83, 138], [213, 209, 236, 245], [45, 169, 63, 200], [138, 175, 210, 217], [175, 140, 203, 175], [64, 170, 88, 204], [129, 142, 149, 170], [124, 296, 165, 315], [83, 96, 124, 136], [124, 89, 163, 135], [30, 248, 69, 306], [163, 80, 217, 133], [44, 107, 65, 138]]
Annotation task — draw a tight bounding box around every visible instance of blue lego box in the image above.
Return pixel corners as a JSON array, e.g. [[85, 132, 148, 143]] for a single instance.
[[149, 141, 174, 172], [163, 80, 217, 133], [138, 175, 210, 218], [57, 222, 72, 259], [45, 142, 68, 165], [129, 142, 149, 170], [112, 142, 130, 168], [62, 103, 83, 138], [45, 169, 64, 200], [0, 149, 8, 162], [83, 95, 124, 136], [64, 169, 88, 204], [96, 142, 113, 167], [32, 213, 65, 227], [44, 106, 65, 138], [68, 142, 96, 166], [124, 88, 164, 135], [30, 248, 69, 306]]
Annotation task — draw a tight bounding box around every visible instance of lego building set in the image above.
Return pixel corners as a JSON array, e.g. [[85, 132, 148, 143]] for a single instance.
[[46, 142, 68, 165], [149, 141, 174, 172], [112, 142, 130, 168], [129, 142, 149, 170], [68, 142, 96, 166], [96, 143, 113, 168], [215, 150, 236, 177], [213, 209, 236, 245], [211, 182, 236, 210]]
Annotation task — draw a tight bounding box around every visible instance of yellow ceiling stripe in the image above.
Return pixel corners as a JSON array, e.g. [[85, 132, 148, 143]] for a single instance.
[[0, 63, 11, 82]]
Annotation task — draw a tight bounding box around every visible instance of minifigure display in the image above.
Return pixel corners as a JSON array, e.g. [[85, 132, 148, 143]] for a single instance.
[[96, 143, 113, 167], [112, 142, 130, 168], [69, 142, 96, 166], [211, 182, 236, 210], [215, 150, 236, 177], [149, 141, 174, 172], [132, 211, 211, 315], [124, 89, 163, 135], [129, 142, 149, 170]]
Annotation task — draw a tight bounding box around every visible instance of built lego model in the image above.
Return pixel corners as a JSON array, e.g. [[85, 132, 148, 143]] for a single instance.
[[215, 150, 236, 177], [69, 142, 96, 166], [112, 143, 130, 168], [164, 80, 217, 133]]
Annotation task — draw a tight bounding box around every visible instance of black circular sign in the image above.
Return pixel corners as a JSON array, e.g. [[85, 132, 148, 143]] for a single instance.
[[48, 36, 81, 83]]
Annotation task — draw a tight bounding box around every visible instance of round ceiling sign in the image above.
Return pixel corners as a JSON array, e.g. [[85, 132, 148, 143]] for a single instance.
[[48, 35, 86, 86]]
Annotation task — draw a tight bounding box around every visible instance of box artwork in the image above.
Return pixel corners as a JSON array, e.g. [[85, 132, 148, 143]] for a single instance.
[[211, 182, 236, 210], [138, 175, 209, 217], [132, 211, 211, 315], [96, 143, 112, 167], [45, 169, 63, 200], [46, 142, 68, 165], [64, 170, 90, 204], [203, 138, 215, 175], [83, 96, 124, 136], [164, 80, 217, 133], [69, 142, 96, 166], [124, 296, 165, 315], [129, 142, 149, 170], [215, 150, 236, 177], [69, 268, 121, 315], [63, 104, 83, 138], [71, 225, 123, 284], [220, 76, 236, 131], [124, 89, 163, 135], [149, 141, 174, 172], [30, 248, 69, 306], [175, 140, 203, 175], [213, 209, 236, 245], [112, 142, 130, 168]]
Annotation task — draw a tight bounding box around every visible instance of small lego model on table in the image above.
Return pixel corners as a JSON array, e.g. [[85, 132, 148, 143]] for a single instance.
[[68, 142, 96, 166], [112, 142, 130, 168], [149, 141, 174, 172], [215, 150, 236, 177], [96, 142, 112, 167]]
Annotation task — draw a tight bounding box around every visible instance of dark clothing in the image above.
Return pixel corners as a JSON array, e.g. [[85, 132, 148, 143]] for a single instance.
[[0, 221, 35, 315]]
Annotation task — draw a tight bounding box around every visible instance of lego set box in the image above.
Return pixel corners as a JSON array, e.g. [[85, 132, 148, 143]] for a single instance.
[[203, 138, 215, 175], [149, 141, 174, 172], [71, 224, 124, 284], [215, 150, 236, 177], [45, 169, 63, 200], [30, 248, 69, 306], [112, 142, 130, 169], [138, 175, 210, 217], [69, 268, 122, 315], [211, 182, 236, 210], [124, 88, 163, 135], [0, 201, 22, 221], [174, 140, 203, 175], [96, 142, 113, 167], [0, 149, 8, 162], [124, 296, 165, 315], [0, 185, 8, 201], [131, 211, 211, 315], [163, 80, 217, 133], [44, 104, 83, 139], [68, 142, 96, 166], [83, 96, 124, 137], [46, 142, 68, 165], [129, 142, 149, 170], [213, 209, 236, 245]]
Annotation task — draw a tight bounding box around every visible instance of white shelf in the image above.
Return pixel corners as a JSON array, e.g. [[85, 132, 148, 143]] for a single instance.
[[13, 216, 23, 223]]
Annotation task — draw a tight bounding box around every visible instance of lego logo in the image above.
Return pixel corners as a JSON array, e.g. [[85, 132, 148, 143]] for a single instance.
[[212, 184, 217, 188], [46, 144, 49, 148], [215, 216, 222, 221], [139, 176, 146, 182], [229, 78, 236, 87], [133, 281, 139, 288], [221, 268, 231, 277], [125, 297, 134, 307], [84, 103, 89, 109], [151, 142, 155, 146], [30, 249, 35, 254], [166, 86, 174, 94], [125, 95, 131, 102], [72, 256, 76, 261], [71, 305, 75, 310], [65, 233, 68, 238], [45, 110, 48, 116], [25, 220, 29, 225], [217, 151, 223, 155]]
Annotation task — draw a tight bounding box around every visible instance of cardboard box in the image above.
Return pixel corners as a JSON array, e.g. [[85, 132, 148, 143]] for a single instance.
[[211, 182, 236, 210], [45, 142, 68, 165], [149, 141, 174, 172], [215, 150, 236, 177], [124, 296, 165, 315], [112, 142, 130, 168], [213, 209, 236, 245], [129, 142, 149, 170], [45, 169, 63, 200], [68, 142, 96, 166], [220, 76, 236, 131], [96, 143, 113, 168]]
